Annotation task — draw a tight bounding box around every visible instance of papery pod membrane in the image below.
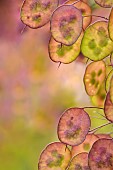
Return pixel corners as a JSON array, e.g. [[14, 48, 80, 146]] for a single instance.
[[84, 61, 106, 96], [104, 92, 113, 122], [110, 52, 113, 66], [110, 75, 113, 103], [105, 69, 113, 92], [91, 82, 106, 107], [95, 0, 113, 8], [89, 138, 113, 170], [38, 142, 71, 170], [65, 0, 92, 29], [49, 31, 83, 64], [21, 0, 59, 28], [57, 108, 91, 146], [67, 152, 90, 170], [50, 5, 83, 45], [81, 21, 113, 61], [109, 7, 113, 41], [97, 134, 112, 139], [71, 134, 98, 157]]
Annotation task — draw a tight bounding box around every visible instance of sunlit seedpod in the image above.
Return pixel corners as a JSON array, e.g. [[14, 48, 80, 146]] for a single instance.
[[84, 61, 106, 96], [110, 53, 113, 66], [104, 92, 113, 122], [49, 31, 83, 64], [89, 138, 113, 170], [91, 82, 106, 107], [71, 134, 98, 157], [50, 5, 83, 46], [81, 21, 113, 61], [57, 108, 91, 146], [67, 152, 90, 170], [109, 8, 113, 41], [110, 75, 113, 104], [65, 0, 92, 30], [20, 0, 59, 28], [95, 0, 113, 8], [105, 70, 113, 92], [38, 142, 71, 170]]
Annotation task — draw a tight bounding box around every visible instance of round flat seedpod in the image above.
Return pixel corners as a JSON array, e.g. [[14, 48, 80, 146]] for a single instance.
[[57, 108, 91, 146], [110, 75, 113, 103], [89, 138, 113, 170], [95, 0, 113, 8], [49, 31, 83, 64], [81, 21, 113, 61], [50, 5, 83, 46], [109, 8, 113, 41], [65, 0, 92, 29], [21, 0, 59, 28], [91, 83, 106, 107], [38, 142, 71, 170], [105, 70, 113, 92], [67, 152, 90, 170], [104, 92, 113, 122], [71, 134, 98, 157], [110, 53, 113, 66], [84, 61, 106, 96]]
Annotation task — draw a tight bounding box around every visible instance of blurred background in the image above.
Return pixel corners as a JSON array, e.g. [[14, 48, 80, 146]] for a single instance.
[[0, 0, 112, 170]]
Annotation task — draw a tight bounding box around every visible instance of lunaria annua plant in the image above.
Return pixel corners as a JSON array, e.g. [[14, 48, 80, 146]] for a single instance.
[[20, 0, 113, 169]]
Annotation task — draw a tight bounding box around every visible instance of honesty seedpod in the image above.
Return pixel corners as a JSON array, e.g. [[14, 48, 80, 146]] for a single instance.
[[71, 134, 98, 157], [110, 76, 113, 104], [81, 21, 113, 61], [109, 7, 113, 41], [89, 138, 113, 170], [67, 152, 90, 170], [57, 108, 91, 146], [21, 0, 59, 28], [65, 0, 92, 29], [50, 5, 83, 45], [104, 92, 113, 122], [95, 0, 113, 8], [38, 142, 71, 170], [49, 31, 83, 64], [105, 69, 113, 92], [84, 61, 106, 96]]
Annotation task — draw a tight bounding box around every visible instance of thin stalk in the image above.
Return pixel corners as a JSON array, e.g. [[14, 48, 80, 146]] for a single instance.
[[89, 122, 112, 134], [83, 15, 108, 20]]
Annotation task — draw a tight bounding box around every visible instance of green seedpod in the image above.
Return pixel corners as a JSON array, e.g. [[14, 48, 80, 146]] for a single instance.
[[109, 7, 113, 41], [67, 152, 90, 170], [38, 142, 71, 170], [84, 61, 106, 96], [110, 52, 113, 66], [57, 108, 91, 146], [21, 0, 59, 28], [50, 5, 83, 45], [104, 92, 113, 122], [105, 69, 113, 92], [81, 21, 113, 61], [49, 31, 83, 64], [110, 75, 113, 103], [65, 0, 92, 29], [95, 0, 113, 8], [89, 138, 113, 170]]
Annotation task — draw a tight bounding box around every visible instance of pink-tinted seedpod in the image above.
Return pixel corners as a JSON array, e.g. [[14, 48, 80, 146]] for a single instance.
[[50, 5, 83, 45], [57, 108, 91, 146], [38, 142, 71, 170], [89, 138, 113, 170]]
